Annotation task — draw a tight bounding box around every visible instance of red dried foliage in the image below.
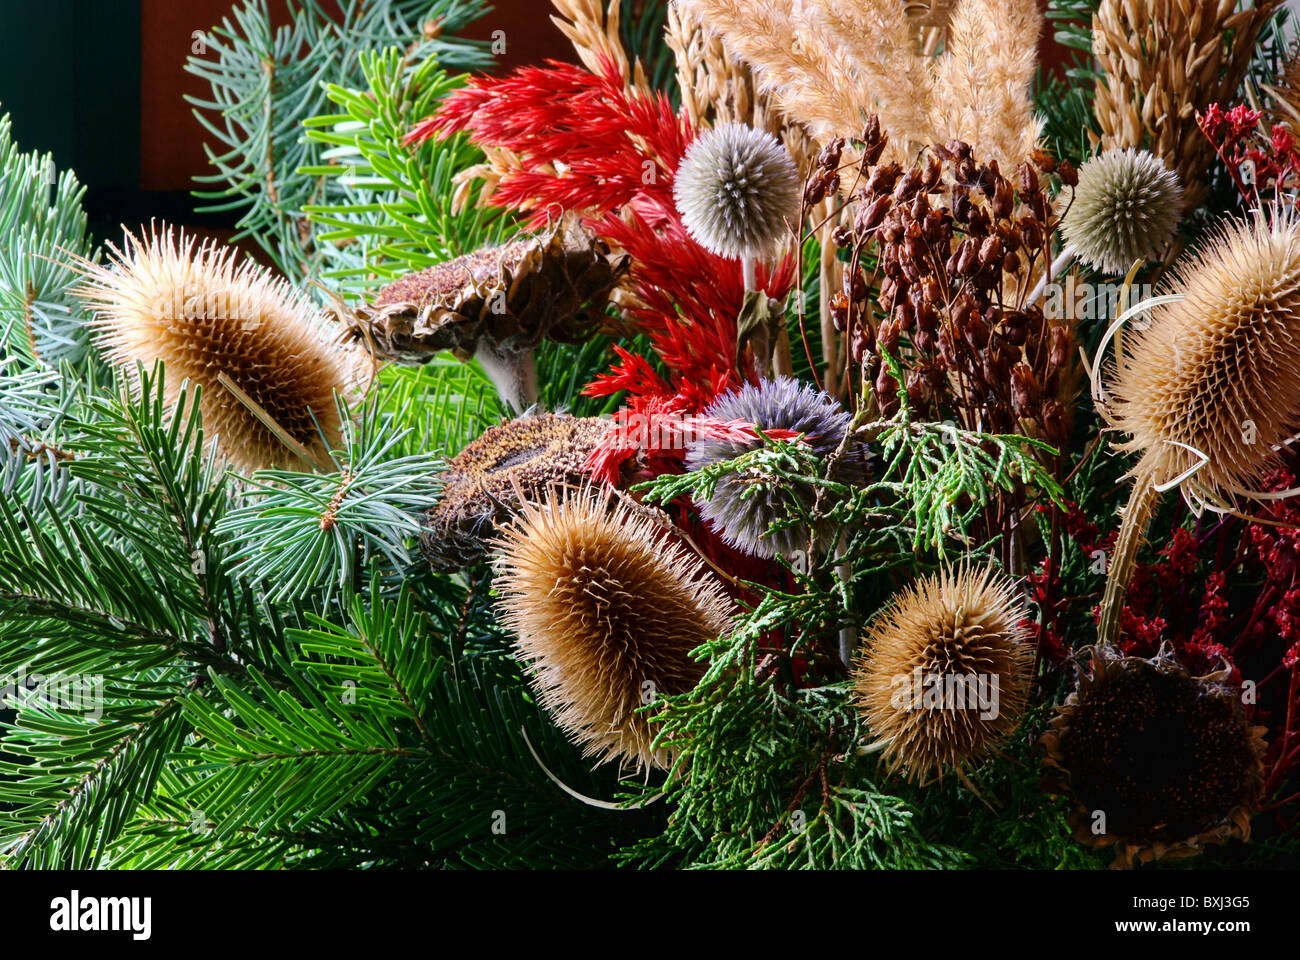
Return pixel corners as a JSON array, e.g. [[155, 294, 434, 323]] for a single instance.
[[410, 56, 795, 416]]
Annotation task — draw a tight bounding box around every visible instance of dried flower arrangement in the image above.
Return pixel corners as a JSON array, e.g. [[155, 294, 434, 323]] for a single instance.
[[7, 0, 1300, 876]]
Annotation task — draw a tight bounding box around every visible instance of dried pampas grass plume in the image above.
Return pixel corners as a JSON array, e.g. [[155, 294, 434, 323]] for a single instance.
[[75, 227, 358, 474], [677, 0, 1043, 172], [852, 565, 1032, 784], [1060, 149, 1184, 275], [1097, 209, 1300, 648], [493, 486, 734, 768]]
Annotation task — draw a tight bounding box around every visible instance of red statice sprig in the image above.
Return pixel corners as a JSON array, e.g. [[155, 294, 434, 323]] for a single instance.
[[1198, 103, 1300, 204]]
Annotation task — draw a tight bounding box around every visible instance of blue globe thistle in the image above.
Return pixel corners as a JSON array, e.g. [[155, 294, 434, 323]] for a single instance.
[[685, 377, 868, 559]]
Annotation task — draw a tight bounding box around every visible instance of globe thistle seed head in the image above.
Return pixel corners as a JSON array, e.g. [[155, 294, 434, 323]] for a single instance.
[[674, 122, 801, 261], [684, 377, 868, 559], [492, 486, 734, 768], [1108, 209, 1300, 495], [852, 565, 1032, 783], [1041, 646, 1267, 868], [420, 413, 609, 570], [1061, 148, 1184, 275], [75, 226, 359, 474]]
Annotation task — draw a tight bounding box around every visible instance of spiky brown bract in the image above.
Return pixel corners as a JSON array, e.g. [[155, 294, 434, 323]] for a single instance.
[[852, 565, 1032, 784], [492, 486, 734, 769], [420, 413, 610, 570], [1040, 646, 1267, 869], [76, 227, 357, 474], [1108, 210, 1300, 496]]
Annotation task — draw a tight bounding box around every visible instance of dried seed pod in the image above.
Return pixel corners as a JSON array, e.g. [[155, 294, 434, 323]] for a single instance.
[[493, 486, 734, 768], [76, 226, 360, 474]]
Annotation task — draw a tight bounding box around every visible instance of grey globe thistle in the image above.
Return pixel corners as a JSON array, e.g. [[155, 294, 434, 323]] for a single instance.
[[1061, 148, 1184, 275], [685, 377, 868, 560], [674, 123, 801, 261]]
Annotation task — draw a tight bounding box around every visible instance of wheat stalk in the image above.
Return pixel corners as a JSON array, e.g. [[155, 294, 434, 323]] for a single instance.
[[1093, 0, 1284, 209]]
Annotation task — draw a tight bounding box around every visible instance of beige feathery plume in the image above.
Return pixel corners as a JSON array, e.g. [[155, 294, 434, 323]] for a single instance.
[[1092, 0, 1283, 210], [666, 1, 814, 172], [75, 227, 359, 474], [678, 0, 1043, 172], [676, 0, 871, 150], [928, 0, 1041, 174]]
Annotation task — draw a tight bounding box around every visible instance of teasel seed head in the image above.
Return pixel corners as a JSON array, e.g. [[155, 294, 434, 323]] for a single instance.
[[492, 485, 734, 768], [684, 377, 868, 560], [674, 122, 801, 262], [1107, 208, 1300, 497], [420, 413, 610, 570], [852, 565, 1033, 784], [1061, 148, 1184, 275], [1040, 646, 1267, 868], [75, 226, 359, 474]]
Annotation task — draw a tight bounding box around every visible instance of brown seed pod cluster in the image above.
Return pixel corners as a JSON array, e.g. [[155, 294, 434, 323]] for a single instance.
[[492, 485, 735, 768], [1040, 646, 1267, 869], [421, 413, 610, 570], [827, 118, 1079, 445]]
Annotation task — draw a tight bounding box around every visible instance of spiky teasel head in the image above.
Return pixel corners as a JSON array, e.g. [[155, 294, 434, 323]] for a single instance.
[[1107, 209, 1300, 497], [1060, 148, 1184, 275], [1040, 646, 1267, 869], [492, 485, 734, 768], [684, 377, 868, 560], [420, 413, 610, 570], [674, 122, 801, 262], [852, 565, 1032, 784], [75, 226, 360, 474]]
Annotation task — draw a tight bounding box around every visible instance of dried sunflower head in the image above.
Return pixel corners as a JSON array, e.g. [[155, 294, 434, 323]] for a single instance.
[[1040, 646, 1267, 869], [492, 485, 734, 768], [75, 226, 360, 474], [852, 564, 1033, 784], [421, 413, 610, 570], [344, 217, 628, 411]]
